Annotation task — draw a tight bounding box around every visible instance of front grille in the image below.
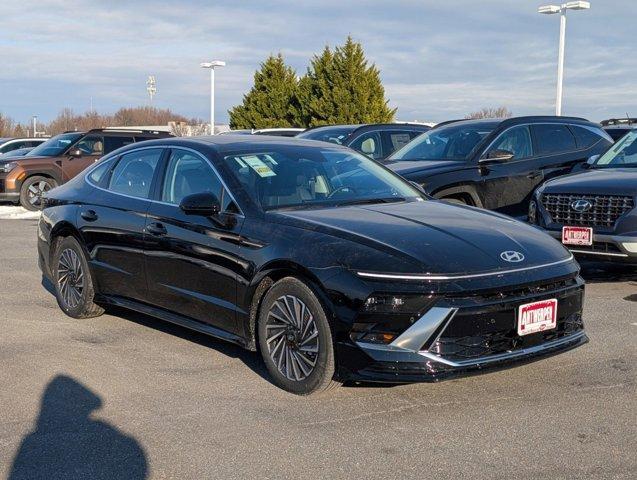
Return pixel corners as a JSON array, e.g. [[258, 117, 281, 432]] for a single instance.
[[541, 193, 634, 228], [430, 313, 583, 361], [428, 280, 584, 362]]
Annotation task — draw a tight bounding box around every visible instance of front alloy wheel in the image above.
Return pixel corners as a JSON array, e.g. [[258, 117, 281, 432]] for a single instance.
[[20, 175, 57, 211], [258, 277, 339, 395]]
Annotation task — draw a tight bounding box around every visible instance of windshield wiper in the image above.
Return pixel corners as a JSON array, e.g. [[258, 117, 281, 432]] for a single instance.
[[335, 197, 406, 207]]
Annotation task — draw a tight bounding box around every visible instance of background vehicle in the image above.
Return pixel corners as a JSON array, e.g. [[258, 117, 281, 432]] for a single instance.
[[600, 118, 637, 141], [531, 130, 637, 264], [386, 116, 613, 218], [39, 136, 585, 395], [0, 128, 170, 210], [296, 123, 431, 160], [0, 137, 47, 155], [0, 147, 36, 158]]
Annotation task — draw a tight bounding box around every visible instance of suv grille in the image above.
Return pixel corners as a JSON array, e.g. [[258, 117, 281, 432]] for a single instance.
[[541, 193, 634, 228]]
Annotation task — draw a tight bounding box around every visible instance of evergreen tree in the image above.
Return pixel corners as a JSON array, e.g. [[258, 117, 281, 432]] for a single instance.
[[228, 54, 300, 129], [296, 37, 396, 127]]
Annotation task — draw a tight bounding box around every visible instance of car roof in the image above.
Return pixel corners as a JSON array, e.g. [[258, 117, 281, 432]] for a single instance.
[[433, 115, 594, 131], [115, 135, 351, 156]]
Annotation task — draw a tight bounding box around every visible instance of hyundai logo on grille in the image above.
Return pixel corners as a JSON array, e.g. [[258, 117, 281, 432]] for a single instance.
[[570, 199, 592, 212], [500, 251, 525, 263]]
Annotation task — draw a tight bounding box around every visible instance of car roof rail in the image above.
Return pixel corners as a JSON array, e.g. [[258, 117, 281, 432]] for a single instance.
[[600, 118, 637, 126], [86, 127, 171, 135]]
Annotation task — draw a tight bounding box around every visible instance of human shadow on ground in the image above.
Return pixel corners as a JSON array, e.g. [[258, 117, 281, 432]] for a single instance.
[[8, 375, 148, 480]]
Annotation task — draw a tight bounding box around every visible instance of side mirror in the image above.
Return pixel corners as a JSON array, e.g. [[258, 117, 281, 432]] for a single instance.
[[68, 148, 83, 158], [482, 149, 515, 163], [179, 192, 221, 217], [582, 154, 600, 170]]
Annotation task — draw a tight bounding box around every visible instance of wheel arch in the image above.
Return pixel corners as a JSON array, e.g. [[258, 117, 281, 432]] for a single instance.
[[244, 260, 334, 351], [432, 185, 483, 207]]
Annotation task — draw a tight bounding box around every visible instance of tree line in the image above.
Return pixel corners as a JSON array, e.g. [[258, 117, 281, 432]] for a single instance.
[[0, 106, 201, 137]]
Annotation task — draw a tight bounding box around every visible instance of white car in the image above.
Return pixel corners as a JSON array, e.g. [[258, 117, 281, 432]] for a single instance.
[[0, 137, 47, 156]]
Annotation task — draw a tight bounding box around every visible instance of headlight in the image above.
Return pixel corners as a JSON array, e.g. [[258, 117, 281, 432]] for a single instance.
[[528, 200, 538, 224], [1, 162, 18, 173]]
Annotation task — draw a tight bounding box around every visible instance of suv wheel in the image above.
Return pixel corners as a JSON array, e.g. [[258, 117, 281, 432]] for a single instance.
[[52, 236, 104, 319], [258, 277, 339, 395], [20, 176, 57, 211]]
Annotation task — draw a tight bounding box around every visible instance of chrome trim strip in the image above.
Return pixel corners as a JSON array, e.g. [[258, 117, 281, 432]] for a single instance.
[[419, 330, 587, 367], [84, 145, 245, 217], [356, 255, 574, 281], [568, 249, 629, 258], [390, 307, 458, 351]]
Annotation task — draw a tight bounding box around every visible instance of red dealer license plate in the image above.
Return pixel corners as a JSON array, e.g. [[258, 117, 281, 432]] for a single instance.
[[562, 226, 593, 246], [517, 299, 558, 336]]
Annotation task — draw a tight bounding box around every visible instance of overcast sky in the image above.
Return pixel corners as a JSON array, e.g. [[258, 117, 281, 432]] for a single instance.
[[1, 0, 636, 125]]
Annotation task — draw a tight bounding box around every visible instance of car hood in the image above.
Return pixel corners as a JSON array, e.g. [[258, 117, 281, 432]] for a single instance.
[[541, 168, 637, 196], [273, 200, 571, 276], [383, 159, 465, 177]]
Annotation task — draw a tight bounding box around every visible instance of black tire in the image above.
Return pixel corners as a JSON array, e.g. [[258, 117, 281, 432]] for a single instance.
[[20, 175, 57, 211], [257, 277, 339, 395], [52, 236, 104, 319]]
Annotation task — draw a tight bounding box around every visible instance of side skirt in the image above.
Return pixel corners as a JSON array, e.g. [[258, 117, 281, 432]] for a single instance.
[[99, 295, 248, 348]]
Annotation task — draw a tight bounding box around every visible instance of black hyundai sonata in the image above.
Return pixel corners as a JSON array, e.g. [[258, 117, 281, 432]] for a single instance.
[[38, 136, 587, 394]]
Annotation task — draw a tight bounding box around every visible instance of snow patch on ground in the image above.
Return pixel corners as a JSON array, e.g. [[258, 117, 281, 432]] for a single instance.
[[0, 206, 41, 220]]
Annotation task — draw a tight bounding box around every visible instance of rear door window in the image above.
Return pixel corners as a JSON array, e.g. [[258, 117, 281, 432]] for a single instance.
[[569, 125, 609, 149], [108, 148, 163, 199], [532, 124, 577, 154], [104, 136, 134, 153]]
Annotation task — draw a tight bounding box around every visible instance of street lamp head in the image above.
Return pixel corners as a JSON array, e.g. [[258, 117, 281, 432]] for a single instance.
[[564, 1, 590, 10], [538, 5, 561, 14], [200, 60, 226, 69]]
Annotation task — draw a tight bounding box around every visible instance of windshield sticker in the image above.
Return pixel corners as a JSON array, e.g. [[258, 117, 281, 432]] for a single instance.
[[262, 154, 278, 165], [242, 155, 276, 177], [234, 157, 247, 168]]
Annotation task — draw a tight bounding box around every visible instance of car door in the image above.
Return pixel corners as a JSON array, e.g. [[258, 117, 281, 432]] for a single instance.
[[530, 123, 582, 182], [77, 147, 165, 302], [61, 135, 104, 182], [477, 124, 539, 216], [144, 147, 245, 335]]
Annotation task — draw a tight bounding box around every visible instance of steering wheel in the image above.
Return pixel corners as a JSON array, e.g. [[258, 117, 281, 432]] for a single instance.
[[327, 186, 358, 199]]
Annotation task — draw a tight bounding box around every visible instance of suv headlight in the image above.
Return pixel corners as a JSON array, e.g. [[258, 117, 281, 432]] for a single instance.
[[1, 162, 18, 173]]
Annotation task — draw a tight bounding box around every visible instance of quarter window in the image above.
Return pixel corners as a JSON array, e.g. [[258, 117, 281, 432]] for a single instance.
[[532, 124, 577, 154], [161, 150, 223, 205], [570, 125, 606, 149], [108, 148, 162, 199], [487, 125, 533, 160]]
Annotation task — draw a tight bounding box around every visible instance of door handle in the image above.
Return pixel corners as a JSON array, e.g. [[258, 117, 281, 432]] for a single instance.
[[80, 210, 98, 222], [146, 222, 167, 236], [526, 171, 542, 180]]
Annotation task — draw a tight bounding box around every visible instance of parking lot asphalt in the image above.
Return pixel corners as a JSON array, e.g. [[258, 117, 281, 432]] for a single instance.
[[0, 214, 635, 480]]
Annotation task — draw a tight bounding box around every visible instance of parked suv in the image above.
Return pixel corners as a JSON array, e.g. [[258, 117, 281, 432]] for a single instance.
[[0, 137, 47, 155], [385, 116, 613, 218], [531, 130, 637, 264], [296, 123, 430, 160], [600, 118, 637, 142], [0, 128, 170, 210]]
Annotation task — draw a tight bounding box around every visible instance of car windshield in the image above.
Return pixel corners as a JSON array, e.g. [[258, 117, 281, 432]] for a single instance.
[[26, 133, 83, 157], [222, 146, 422, 211], [593, 130, 637, 168], [389, 123, 495, 161], [296, 127, 357, 145]]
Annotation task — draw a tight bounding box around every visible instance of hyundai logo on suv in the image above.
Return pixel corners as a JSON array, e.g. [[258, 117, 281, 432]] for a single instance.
[[571, 199, 592, 212], [500, 251, 525, 263]]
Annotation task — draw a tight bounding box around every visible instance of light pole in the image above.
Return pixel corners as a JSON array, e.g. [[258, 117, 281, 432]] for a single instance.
[[538, 1, 590, 116], [200, 60, 226, 134]]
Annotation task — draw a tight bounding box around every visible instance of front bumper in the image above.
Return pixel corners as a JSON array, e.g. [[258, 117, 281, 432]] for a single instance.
[[545, 230, 637, 264], [338, 275, 587, 383], [0, 174, 20, 202]]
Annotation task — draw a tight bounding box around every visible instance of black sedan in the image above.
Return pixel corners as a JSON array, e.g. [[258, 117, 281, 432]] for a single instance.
[[531, 130, 637, 264], [38, 136, 587, 394]]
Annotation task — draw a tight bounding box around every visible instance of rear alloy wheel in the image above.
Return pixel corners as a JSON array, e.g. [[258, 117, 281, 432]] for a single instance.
[[258, 277, 339, 395], [20, 176, 57, 211], [52, 236, 104, 319]]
